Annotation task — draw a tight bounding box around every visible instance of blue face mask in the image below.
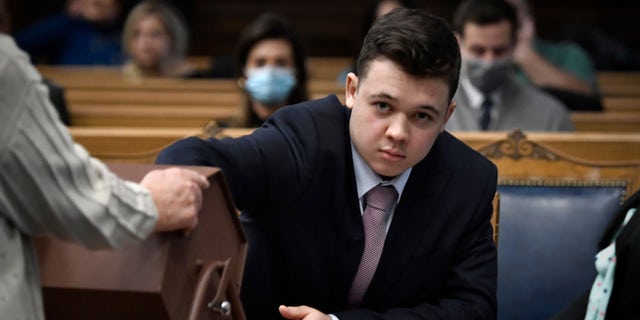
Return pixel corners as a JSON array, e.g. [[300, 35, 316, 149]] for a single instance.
[[244, 66, 297, 107]]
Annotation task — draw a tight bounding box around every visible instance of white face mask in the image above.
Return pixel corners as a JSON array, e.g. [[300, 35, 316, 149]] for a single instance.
[[463, 57, 514, 95], [244, 66, 297, 107]]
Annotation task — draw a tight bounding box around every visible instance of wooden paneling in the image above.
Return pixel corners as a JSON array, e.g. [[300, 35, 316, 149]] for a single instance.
[[71, 128, 640, 164]]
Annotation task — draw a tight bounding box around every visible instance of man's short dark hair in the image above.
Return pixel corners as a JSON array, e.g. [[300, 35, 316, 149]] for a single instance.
[[356, 8, 461, 102], [453, 0, 519, 41]]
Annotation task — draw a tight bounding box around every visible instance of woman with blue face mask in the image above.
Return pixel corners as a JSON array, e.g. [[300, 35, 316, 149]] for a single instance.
[[232, 12, 309, 127]]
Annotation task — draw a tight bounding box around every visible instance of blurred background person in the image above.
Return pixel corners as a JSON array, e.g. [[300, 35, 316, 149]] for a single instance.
[[14, 0, 128, 65], [506, 0, 603, 111], [231, 12, 308, 127], [122, 0, 196, 79], [338, 0, 417, 85], [447, 0, 574, 132], [362, 0, 418, 32]]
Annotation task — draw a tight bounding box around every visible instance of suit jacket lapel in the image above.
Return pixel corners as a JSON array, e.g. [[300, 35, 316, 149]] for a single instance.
[[336, 107, 367, 305], [600, 189, 640, 249], [607, 189, 640, 255]]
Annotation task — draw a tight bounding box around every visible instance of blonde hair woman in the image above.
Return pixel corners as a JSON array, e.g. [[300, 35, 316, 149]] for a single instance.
[[122, 0, 194, 78]]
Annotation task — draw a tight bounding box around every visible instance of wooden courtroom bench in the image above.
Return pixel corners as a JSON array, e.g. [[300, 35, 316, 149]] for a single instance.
[[65, 92, 343, 127], [456, 131, 640, 162], [183, 56, 353, 81], [38, 65, 345, 127], [571, 112, 640, 132], [38, 65, 345, 96], [40, 66, 638, 130], [69, 127, 251, 163], [602, 96, 640, 113], [597, 72, 640, 103], [70, 128, 640, 164], [38, 65, 343, 97], [600, 83, 640, 97], [69, 104, 238, 127], [38, 67, 640, 98]]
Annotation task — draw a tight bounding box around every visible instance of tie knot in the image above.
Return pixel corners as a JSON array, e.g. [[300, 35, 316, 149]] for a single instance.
[[365, 185, 398, 211], [482, 97, 493, 109]]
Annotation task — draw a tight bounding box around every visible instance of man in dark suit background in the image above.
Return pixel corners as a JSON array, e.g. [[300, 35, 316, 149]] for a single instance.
[[157, 8, 497, 320]]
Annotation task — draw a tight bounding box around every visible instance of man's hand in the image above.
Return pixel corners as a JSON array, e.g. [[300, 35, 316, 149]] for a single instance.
[[513, 16, 536, 64], [279, 305, 331, 320], [140, 168, 209, 233]]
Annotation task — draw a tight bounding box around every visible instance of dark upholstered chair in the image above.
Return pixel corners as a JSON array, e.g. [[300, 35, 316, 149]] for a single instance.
[[478, 130, 640, 320]]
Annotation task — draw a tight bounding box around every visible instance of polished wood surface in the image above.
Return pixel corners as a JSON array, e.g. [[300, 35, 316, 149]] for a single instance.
[[37, 65, 640, 130], [35, 164, 247, 320], [69, 128, 640, 164]]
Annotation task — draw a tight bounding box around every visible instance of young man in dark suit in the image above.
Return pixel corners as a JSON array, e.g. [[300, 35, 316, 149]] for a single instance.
[[157, 8, 497, 320]]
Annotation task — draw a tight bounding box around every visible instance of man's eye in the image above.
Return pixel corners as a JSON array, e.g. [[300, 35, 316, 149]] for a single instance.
[[415, 112, 432, 121], [376, 102, 390, 111], [471, 47, 485, 56]]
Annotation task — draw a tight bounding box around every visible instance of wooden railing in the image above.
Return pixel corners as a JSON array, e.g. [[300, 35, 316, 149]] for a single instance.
[[70, 128, 640, 164], [37, 64, 640, 131]]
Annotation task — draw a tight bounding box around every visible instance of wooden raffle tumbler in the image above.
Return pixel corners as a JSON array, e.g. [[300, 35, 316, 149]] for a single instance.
[[34, 164, 247, 320]]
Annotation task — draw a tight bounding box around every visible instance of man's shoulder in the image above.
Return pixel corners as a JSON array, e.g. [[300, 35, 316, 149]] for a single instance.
[[267, 95, 349, 132], [433, 131, 496, 171], [0, 34, 27, 66], [509, 80, 567, 111], [278, 94, 346, 116], [0, 34, 42, 82]]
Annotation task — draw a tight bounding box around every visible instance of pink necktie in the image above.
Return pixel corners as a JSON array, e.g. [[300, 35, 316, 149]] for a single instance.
[[347, 184, 398, 307]]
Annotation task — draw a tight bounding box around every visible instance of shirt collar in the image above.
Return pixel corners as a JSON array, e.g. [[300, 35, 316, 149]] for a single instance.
[[351, 142, 411, 203]]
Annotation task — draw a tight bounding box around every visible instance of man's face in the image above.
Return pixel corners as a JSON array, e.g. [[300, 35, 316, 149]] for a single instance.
[[80, 0, 120, 23], [459, 20, 514, 62], [346, 58, 455, 178]]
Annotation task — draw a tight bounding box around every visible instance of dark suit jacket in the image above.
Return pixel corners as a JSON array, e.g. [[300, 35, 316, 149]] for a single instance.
[[552, 189, 640, 320], [156, 95, 498, 319]]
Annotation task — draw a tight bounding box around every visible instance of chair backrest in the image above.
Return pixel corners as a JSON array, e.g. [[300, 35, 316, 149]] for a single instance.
[[477, 130, 640, 320]]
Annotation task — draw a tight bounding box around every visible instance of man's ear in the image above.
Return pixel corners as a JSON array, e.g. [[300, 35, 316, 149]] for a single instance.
[[345, 72, 358, 109], [454, 31, 463, 46], [442, 100, 457, 131]]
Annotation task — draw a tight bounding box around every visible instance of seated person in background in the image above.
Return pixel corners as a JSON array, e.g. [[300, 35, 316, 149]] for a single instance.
[[447, 0, 574, 132], [157, 8, 497, 319], [122, 0, 196, 79], [506, 0, 602, 111], [0, 31, 209, 318], [552, 188, 640, 319], [14, 0, 126, 65], [338, 0, 418, 85], [230, 12, 309, 128]]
